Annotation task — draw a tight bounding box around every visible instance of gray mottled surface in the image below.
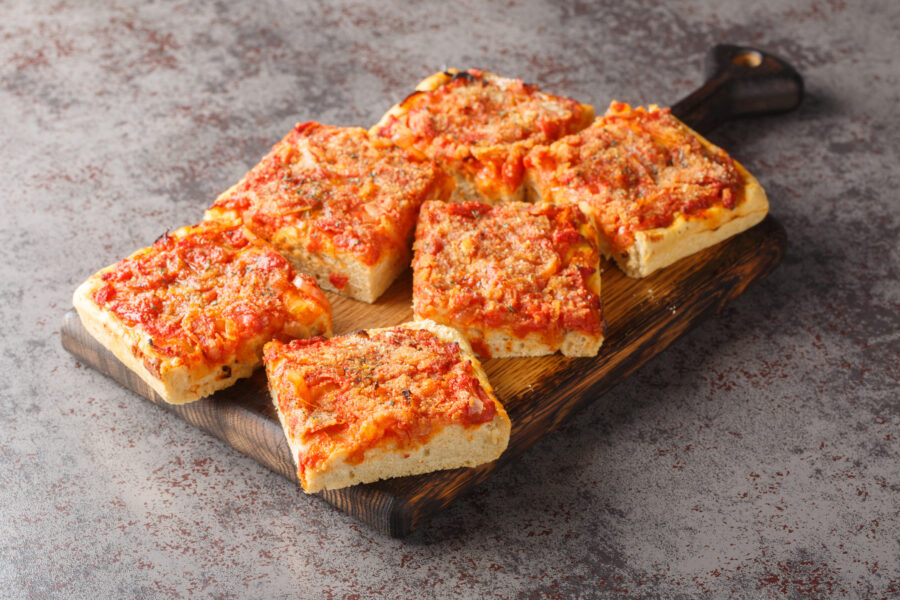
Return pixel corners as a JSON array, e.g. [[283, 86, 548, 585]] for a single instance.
[[2, 0, 898, 597]]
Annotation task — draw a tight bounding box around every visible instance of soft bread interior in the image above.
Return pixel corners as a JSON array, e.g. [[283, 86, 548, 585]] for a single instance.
[[205, 204, 400, 304], [301, 419, 510, 493]]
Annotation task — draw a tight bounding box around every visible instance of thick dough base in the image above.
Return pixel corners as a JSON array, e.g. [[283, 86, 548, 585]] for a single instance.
[[414, 318, 604, 359], [448, 170, 525, 204], [267, 231, 407, 304], [299, 420, 509, 493], [611, 158, 768, 278]]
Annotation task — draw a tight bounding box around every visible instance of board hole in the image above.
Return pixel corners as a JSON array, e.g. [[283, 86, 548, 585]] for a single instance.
[[732, 51, 763, 68]]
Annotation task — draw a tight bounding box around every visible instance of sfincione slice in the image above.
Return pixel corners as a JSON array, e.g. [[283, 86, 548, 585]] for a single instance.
[[412, 200, 604, 359], [371, 68, 594, 205], [205, 122, 453, 303], [263, 320, 511, 493], [73, 221, 332, 404], [524, 102, 769, 278]]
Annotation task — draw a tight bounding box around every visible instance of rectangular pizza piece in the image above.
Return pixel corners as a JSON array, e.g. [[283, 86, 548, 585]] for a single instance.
[[263, 320, 511, 493], [73, 221, 332, 404], [205, 122, 453, 303], [412, 200, 604, 359], [524, 102, 769, 278], [370, 68, 594, 205]]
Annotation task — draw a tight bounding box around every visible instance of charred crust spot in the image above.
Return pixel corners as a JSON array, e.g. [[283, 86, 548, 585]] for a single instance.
[[449, 70, 478, 83], [399, 90, 425, 108], [154, 230, 170, 244], [215, 364, 232, 381], [352, 329, 370, 338]]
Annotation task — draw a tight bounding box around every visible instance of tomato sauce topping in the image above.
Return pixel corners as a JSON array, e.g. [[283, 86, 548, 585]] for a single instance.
[[524, 103, 744, 252], [412, 201, 604, 353], [264, 326, 496, 474], [373, 69, 593, 199], [211, 123, 451, 266], [92, 221, 329, 368]]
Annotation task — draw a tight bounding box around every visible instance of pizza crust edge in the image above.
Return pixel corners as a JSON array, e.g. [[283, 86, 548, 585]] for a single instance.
[[523, 111, 769, 279]]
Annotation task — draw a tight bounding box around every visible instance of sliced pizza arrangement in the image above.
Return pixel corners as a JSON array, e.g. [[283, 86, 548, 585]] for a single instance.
[[73, 69, 767, 493]]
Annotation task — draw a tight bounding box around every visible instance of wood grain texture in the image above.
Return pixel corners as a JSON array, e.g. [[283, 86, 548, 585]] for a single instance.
[[61, 215, 786, 536]]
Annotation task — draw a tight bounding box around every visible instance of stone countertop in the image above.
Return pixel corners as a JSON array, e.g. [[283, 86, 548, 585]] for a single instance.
[[2, 0, 897, 597]]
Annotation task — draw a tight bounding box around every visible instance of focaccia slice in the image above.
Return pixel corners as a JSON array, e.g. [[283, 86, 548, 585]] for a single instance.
[[263, 320, 511, 493], [73, 221, 332, 404], [371, 68, 594, 205], [524, 102, 769, 278], [412, 200, 604, 359], [206, 122, 453, 303]]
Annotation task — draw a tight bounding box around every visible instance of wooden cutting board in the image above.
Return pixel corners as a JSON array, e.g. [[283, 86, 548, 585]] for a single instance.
[[61, 214, 785, 536], [60, 45, 802, 536]]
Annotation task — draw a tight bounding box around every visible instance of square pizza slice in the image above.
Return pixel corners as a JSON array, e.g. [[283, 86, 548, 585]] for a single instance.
[[205, 122, 453, 303], [263, 320, 511, 493], [524, 102, 769, 278], [370, 68, 594, 205], [73, 221, 332, 404], [412, 200, 605, 359]]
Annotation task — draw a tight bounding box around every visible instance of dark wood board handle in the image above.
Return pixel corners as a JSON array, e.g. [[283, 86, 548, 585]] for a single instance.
[[671, 44, 804, 134]]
